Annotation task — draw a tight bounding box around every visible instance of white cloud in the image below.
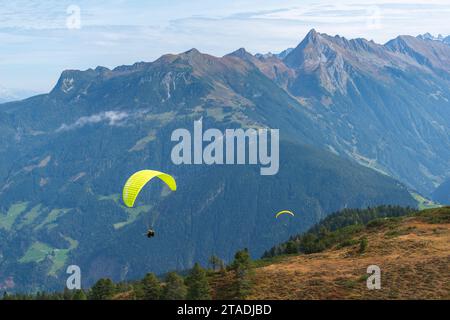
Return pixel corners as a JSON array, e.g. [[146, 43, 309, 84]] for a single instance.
[[57, 111, 129, 132]]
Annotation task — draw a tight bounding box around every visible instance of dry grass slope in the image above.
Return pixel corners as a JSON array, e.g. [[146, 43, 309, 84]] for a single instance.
[[247, 207, 450, 300]]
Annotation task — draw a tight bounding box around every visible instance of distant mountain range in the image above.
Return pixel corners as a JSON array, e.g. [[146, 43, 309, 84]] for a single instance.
[[0, 86, 36, 104], [417, 33, 450, 45], [0, 30, 449, 292]]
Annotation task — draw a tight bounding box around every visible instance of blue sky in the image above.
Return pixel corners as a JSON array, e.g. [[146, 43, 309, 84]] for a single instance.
[[1, 0, 450, 94]]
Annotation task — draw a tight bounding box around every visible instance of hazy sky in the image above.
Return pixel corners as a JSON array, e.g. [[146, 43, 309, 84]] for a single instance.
[[1, 0, 450, 93]]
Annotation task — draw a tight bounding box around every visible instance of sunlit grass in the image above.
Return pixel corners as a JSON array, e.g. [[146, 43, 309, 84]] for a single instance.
[[0, 202, 28, 231]]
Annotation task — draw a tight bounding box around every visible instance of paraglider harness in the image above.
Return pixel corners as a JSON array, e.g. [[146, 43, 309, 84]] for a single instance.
[[146, 229, 155, 238]]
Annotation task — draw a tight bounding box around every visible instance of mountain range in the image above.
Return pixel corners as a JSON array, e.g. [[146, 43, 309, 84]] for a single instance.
[[0, 86, 36, 104], [417, 33, 450, 45], [0, 30, 449, 292]]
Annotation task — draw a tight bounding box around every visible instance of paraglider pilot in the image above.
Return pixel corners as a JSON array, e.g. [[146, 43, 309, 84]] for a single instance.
[[123, 170, 177, 240]]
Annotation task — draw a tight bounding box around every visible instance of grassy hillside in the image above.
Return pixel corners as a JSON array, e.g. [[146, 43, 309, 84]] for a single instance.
[[3, 207, 448, 300], [241, 207, 450, 299]]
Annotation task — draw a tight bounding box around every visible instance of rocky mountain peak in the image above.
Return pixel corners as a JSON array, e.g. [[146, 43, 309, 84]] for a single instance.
[[386, 35, 450, 72], [283, 29, 329, 69], [227, 47, 254, 60]]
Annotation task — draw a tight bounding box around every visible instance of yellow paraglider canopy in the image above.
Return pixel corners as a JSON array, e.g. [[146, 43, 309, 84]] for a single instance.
[[275, 210, 295, 218], [122, 170, 177, 208]]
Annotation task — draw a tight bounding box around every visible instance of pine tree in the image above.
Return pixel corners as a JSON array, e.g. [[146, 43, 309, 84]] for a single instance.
[[89, 278, 116, 300], [162, 272, 187, 300], [63, 287, 73, 300], [140, 273, 162, 300], [208, 255, 225, 271], [359, 237, 368, 253], [285, 241, 298, 254], [72, 289, 87, 300], [185, 263, 211, 300], [230, 248, 253, 299]]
